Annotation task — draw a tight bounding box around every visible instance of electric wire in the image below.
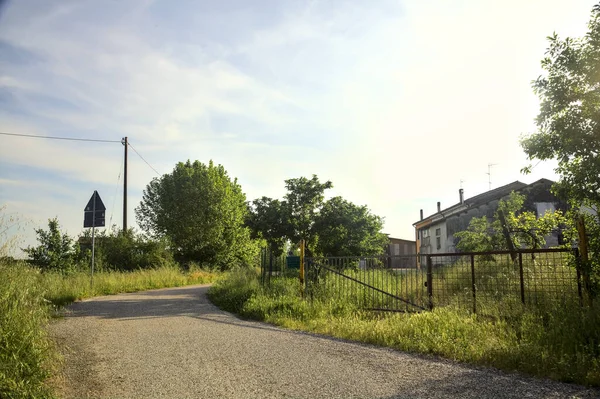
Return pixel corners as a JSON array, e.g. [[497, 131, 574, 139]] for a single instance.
[[127, 142, 160, 176], [0, 131, 121, 143]]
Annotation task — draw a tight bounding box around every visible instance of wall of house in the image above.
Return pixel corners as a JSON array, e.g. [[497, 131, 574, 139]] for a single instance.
[[387, 238, 417, 268]]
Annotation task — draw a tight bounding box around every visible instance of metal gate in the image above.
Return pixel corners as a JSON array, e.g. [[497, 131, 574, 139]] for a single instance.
[[304, 249, 585, 314], [304, 255, 427, 312]]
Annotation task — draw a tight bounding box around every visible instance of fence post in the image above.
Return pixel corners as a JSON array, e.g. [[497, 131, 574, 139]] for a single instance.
[[268, 250, 273, 285], [518, 252, 525, 305], [576, 215, 592, 306], [427, 256, 433, 310], [574, 247, 584, 307], [470, 254, 476, 313], [299, 239, 305, 297]]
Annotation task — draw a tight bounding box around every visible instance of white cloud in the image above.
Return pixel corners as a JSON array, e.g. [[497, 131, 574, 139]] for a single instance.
[[0, 0, 596, 244]]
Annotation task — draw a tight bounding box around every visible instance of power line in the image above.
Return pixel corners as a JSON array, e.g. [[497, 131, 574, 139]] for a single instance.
[[0, 131, 121, 143], [128, 142, 160, 176]]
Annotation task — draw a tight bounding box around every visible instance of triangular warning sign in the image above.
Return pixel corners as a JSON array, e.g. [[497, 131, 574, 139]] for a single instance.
[[84, 191, 106, 212]]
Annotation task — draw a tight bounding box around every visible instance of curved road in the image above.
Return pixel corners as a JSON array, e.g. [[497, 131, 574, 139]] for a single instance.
[[50, 285, 598, 399]]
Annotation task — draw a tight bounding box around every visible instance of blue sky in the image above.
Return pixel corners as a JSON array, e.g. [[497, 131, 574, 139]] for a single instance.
[[0, 0, 596, 254]]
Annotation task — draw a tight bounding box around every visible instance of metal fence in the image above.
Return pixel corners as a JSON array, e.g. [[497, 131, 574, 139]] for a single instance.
[[303, 248, 586, 314]]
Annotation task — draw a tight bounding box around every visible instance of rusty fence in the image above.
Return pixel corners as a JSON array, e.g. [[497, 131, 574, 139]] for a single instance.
[[303, 248, 587, 314]]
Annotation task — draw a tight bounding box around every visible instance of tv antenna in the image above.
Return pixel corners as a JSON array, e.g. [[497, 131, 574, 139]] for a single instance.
[[487, 163, 497, 190]]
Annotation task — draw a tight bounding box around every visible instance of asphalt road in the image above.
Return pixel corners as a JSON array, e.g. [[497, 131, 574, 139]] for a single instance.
[[50, 284, 599, 399]]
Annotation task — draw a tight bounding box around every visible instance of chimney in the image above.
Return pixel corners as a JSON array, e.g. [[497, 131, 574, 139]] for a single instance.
[[459, 188, 464, 204], [420, 209, 423, 221], [437, 201, 441, 213]]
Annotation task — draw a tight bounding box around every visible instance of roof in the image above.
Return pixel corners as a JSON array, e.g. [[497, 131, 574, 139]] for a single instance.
[[412, 179, 553, 227], [387, 236, 416, 244]]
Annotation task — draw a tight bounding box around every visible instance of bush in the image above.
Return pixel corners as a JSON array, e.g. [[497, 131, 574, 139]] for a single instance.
[[23, 218, 79, 274], [78, 228, 174, 272]]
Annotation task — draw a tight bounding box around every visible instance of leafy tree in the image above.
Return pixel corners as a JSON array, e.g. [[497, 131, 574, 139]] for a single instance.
[[520, 3, 600, 208], [520, 3, 600, 298], [246, 197, 287, 256], [136, 160, 256, 270], [23, 218, 78, 273], [455, 192, 565, 252], [283, 175, 333, 255], [313, 196, 388, 256], [247, 175, 388, 257]]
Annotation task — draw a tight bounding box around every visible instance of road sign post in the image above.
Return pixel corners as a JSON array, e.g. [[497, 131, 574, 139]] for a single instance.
[[84, 191, 106, 288]]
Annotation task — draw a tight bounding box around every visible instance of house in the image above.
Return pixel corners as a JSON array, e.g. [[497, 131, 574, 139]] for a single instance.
[[413, 179, 566, 257], [386, 236, 417, 268]]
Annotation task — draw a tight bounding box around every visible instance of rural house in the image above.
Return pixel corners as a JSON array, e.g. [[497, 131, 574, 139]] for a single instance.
[[386, 236, 417, 268], [413, 179, 566, 256]]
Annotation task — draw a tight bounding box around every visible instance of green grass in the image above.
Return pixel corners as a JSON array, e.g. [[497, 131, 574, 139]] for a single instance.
[[209, 268, 600, 386], [0, 260, 220, 399], [0, 261, 56, 399], [42, 263, 218, 307]]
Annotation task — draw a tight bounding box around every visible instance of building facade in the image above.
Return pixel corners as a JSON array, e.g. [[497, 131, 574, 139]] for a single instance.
[[413, 179, 566, 257]]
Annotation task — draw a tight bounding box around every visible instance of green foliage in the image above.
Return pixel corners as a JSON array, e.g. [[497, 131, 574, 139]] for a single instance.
[[247, 175, 387, 257], [78, 227, 174, 271], [282, 175, 333, 255], [0, 260, 55, 399], [455, 192, 565, 252], [246, 197, 288, 256], [521, 3, 600, 208], [136, 160, 257, 270], [23, 218, 79, 274], [313, 196, 388, 256]]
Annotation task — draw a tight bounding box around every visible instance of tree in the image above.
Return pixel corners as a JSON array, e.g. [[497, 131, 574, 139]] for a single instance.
[[136, 160, 256, 270], [247, 175, 388, 257], [455, 192, 565, 252], [521, 3, 600, 208], [23, 218, 78, 273], [313, 196, 388, 256], [282, 175, 333, 256], [246, 197, 287, 256]]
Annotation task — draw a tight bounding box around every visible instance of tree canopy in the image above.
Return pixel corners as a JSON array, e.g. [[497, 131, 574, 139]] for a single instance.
[[136, 160, 256, 269], [521, 3, 600, 208], [313, 196, 388, 256], [247, 175, 387, 257]]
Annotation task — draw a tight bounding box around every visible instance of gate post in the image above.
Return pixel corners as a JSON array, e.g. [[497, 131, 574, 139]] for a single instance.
[[470, 254, 476, 313], [299, 239, 305, 297], [427, 256, 433, 310], [519, 252, 525, 304]]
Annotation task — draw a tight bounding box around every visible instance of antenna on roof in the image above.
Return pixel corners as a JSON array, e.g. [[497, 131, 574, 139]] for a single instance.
[[487, 163, 497, 190], [460, 179, 465, 189]]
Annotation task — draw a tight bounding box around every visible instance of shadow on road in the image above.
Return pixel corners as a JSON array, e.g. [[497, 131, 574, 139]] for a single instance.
[[61, 285, 298, 336]]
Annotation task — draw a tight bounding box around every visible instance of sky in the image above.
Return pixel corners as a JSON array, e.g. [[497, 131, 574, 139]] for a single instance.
[[0, 0, 597, 255]]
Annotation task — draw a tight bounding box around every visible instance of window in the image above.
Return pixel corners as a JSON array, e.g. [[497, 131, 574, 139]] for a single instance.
[[435, 228, 441, 236], [421, 229, 429, 238], [436, 237, 441, 250]]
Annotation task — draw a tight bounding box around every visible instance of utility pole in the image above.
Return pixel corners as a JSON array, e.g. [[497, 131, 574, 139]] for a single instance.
[[487, 163, 497, 190], [122, 137, 128, 231]]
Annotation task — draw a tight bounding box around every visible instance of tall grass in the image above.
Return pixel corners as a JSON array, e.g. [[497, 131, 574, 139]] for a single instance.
[[0, 260, 219, 398], [0, 261, 56, 399], [43, 263, 218, 307], [209, 269, 600, 386]]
